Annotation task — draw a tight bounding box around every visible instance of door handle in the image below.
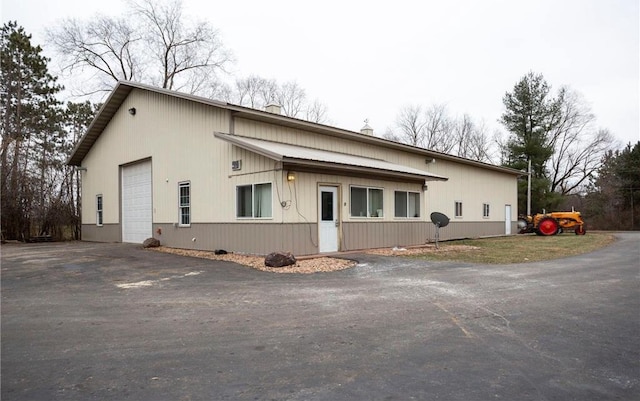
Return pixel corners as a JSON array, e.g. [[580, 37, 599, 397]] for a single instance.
[[335, 221, 339, 227]]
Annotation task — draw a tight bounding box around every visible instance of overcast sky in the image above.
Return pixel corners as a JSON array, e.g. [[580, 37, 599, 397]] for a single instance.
[[3, 0, 639, 146]]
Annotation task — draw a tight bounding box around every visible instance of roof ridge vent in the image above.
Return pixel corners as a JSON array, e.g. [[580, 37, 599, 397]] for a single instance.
[[265, 102, 282, 115]]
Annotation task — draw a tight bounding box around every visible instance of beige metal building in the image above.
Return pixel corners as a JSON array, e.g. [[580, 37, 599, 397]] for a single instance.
[[68, 81, 520, 255]]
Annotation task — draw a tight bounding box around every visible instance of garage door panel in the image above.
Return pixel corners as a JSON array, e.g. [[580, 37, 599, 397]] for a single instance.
[[122, 161, 152, 243]]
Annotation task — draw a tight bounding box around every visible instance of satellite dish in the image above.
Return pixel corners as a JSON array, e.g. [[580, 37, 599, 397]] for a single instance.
[[430, 212, 450, 249], [430, 212, 450, 228]]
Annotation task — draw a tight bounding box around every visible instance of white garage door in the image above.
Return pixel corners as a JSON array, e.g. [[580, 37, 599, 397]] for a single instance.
[[121, 160, 152, 243]]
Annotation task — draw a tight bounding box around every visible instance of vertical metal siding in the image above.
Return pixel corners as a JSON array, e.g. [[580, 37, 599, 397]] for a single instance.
[[81, 224, 121, 242], [153, 223, 318, 255], [80, 87, 518, 256], [342, 221, 509, 251]]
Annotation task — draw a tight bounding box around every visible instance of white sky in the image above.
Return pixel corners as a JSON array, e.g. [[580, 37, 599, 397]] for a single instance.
[[2, 0, 639, 146]]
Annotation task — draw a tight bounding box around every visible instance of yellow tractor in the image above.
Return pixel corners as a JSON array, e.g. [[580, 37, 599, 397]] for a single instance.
[[518, 210, 586, 236]]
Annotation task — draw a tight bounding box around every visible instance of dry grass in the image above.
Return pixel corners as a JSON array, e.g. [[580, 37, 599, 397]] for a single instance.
[[150, 232, 616, 273], [401, 232, 616, 264]]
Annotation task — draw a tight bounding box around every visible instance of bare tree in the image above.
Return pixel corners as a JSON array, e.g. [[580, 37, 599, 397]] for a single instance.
[[392, 105, 426, 147], [454, 113, 474, 157], [493, 129, 511, 166], [47, 16, 140, 94], [257, 79, 278, 107], [454, 114, 493, 162], [203, 79, 232, 102], [305, 99, 330, 124], [424, 104, 456, 153], [228, 76, 327, 122], [276, 81, 306, 118], [548, 89, 616, 194], [386, 104, 499, 162], [386, 104, 459, 153], [130, 0, 232, 92], [233, 75, 277, 108], [47, 0, 232, 96]]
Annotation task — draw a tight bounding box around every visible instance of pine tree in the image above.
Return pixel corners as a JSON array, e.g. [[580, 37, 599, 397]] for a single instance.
[[1, 21, 63, 240], [61, 101, 100, 239], [584, 142, 640, 230], [500, 72, 564, 214]]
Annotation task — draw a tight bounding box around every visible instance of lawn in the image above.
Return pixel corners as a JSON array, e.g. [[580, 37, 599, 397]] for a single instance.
[[412, 232, 616, 264]]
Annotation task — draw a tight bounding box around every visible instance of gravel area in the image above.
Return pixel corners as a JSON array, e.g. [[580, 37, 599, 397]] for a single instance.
[[150, 247, 357, 274], [150, 243, 478, 274], [366, 244, 480, 256]]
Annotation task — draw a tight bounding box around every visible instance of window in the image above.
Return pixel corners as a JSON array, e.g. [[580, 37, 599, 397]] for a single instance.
[[179, 182, 190, 226], [455, 201, 463, 218], [395, 191, 420, 218], [350, 186, 384, 217], [483, 203, 490, 218], [96, 195, 103, 226], [236, 183, 272, 218]]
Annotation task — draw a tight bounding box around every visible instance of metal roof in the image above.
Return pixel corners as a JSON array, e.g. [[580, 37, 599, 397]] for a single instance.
[[214, 133, 448, 183], [67, 80, 523, 178]]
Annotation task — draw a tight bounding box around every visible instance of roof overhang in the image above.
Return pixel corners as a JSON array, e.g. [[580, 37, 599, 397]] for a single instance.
[[214, 132, 448, 183]]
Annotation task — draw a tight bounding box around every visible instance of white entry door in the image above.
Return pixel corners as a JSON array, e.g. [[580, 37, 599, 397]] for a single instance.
[[122, 160, 152, 243], [318, 186, 339, 253], [505, 204, 512, 235]]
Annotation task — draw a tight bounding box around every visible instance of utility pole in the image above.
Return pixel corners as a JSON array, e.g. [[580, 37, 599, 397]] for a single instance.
[[527, 158, 532, 216]]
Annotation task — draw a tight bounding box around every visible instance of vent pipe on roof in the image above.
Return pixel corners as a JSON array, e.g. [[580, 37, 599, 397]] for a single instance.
[[265, 102, 282, 115], [360, 119, 373, 136]]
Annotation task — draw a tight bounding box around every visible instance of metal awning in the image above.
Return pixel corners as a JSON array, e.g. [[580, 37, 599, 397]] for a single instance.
[[214, 132, 448, 183]]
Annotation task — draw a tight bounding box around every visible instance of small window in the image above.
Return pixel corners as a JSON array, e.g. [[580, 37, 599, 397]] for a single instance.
[[236, 183, 272, 218], [96, 195, 103, 226], [483, 203, 490, 218], [350, 187, 367, 217], [350, 186, 384, 218], [321, 191, 334, 221], [179, 182, 190, 226], [455, 201, 463, 218], [395, 191, 420, 218]]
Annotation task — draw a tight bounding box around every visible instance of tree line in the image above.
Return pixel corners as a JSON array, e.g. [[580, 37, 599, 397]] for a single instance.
[[45, 0, 329, 123], [1, 22, 97, 241], [386, 72, 637, 229], [2, 0, 638, 240]]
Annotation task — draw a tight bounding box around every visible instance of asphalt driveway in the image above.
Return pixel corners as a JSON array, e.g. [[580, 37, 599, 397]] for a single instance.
[[2, 233, 639, 401]]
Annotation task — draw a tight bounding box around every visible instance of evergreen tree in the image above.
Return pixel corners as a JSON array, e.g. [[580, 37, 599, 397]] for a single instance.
[[60, 101, 100, 239], [614, 142, 640, 230], [500, 72, 564, 214], [1, 21, 63, 240], [584, 142, 640, 230]]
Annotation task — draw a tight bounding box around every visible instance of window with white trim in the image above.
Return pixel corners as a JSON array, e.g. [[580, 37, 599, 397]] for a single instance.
[[236, 183, 272, 218], [96, 194, 103, 226], [483, 203, 490, 218], [455, 201, 463, 218], [394, 191, 420, 218], [179, 182, 190, 226], [350, 186, 384, 217]]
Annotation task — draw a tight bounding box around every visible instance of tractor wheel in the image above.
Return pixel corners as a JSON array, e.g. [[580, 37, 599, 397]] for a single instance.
[[536, 217, 559, 236], [575, 225, 586, 235]]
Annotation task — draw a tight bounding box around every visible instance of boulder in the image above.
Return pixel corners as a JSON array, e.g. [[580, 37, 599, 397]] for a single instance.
[[264, 252, 296, 267], [142, 237, 161, 248]]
